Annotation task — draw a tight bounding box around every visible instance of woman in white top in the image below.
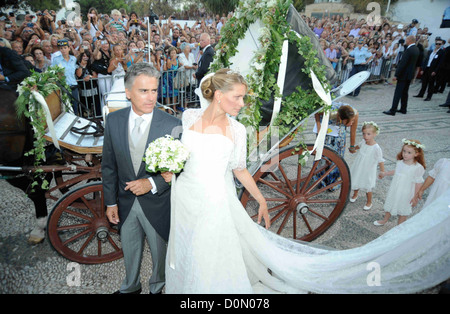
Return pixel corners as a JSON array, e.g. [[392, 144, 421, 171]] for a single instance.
[[382, 40, 393, 59], [178, 42, 198, 108], [178, 42, 197, 83], [108, 44, 127, 80], [86, 8, 104, 39]]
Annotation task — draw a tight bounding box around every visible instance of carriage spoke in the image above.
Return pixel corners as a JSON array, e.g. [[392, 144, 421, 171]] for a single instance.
[[299, 160, 319, 194], [80, 196, 100, 219], [56, 223, 90, 231], [295, 156, 302, 194], [108, 235, 122, 251], [300, 214, 313, 234], [269, 171, 281, 182], [98, 239, 102, 257], [304, 164, 338, 195], [62, 208, 93, 222], [77, 231, 95, 256], [62, 228, 92, 246], [278, 163, 295, 195], [250, 202, 288, 219], [277, 209, 293, 235], [306, 208, 329, 221], [258, 178, 292, 198]]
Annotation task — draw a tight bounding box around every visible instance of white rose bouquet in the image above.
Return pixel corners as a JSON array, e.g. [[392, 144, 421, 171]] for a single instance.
[[143, 135, 190, 174]]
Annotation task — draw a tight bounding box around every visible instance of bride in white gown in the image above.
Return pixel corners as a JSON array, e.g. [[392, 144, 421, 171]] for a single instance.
[[164, 69, 450, 294]]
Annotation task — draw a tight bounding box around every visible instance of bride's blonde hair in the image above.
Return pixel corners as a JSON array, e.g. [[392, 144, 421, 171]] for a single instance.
[[201, 69, 247, 102]]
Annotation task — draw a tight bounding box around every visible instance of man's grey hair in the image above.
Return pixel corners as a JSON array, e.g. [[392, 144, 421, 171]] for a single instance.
[[124, 63, 161, 90]]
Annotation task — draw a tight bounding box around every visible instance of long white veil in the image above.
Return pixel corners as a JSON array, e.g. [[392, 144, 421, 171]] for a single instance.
[[194, 72, 215, 110]]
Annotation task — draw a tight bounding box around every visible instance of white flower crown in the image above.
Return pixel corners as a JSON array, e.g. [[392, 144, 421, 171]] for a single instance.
[[362, 121, 380, 135], [402, 138, 425, 150]]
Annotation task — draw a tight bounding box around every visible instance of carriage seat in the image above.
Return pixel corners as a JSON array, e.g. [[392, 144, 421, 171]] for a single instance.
[[43, 92, 103, 154], [103, 77, 130, 120]]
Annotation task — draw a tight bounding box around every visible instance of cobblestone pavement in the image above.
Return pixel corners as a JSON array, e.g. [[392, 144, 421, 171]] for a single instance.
[[0, 81, 448, 294]]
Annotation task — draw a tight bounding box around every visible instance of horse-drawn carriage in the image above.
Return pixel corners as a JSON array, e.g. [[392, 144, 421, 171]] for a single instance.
[[0, 1, 369, 264]]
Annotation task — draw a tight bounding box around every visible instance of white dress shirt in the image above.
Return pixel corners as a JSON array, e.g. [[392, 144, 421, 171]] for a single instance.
[[129, 108, 158, 194]]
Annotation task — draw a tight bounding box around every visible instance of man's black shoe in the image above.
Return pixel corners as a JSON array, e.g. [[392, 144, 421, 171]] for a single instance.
[[396, 110, 407, 114], [438, 103, 450, 107], [413, 94, 423, 98], [382, 110, 395, 116], [424, 97, 431, 101]]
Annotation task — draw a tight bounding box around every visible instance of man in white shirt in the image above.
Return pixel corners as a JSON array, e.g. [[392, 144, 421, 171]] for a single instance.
[[102, 63, 182, 294], [414, 38, 445, 101]]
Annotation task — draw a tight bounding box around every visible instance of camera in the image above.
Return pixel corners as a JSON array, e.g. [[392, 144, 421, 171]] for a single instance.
[[148, 10, 158, 24], [27, 23, 34, 27], [61, 20, 66, 25], [9, 12, 14, 17]]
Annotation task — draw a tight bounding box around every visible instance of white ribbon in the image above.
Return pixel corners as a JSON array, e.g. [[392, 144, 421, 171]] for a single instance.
[[167, 173, 177, 269], [31, 90, 60, 151], [308, 70, 331, 161]]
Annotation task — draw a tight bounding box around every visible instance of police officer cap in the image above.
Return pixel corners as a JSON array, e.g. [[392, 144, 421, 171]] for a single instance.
[[57, 39, 69, 47], [412, 19, 418, 24]]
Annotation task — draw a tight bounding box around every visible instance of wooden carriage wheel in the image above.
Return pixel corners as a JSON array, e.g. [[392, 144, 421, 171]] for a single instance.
[[240, 144, 350, 242], [47, 182, 123, 264]]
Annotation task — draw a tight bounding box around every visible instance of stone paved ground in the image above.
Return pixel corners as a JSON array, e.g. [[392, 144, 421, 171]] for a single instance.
[[0, 81, 448, 294]]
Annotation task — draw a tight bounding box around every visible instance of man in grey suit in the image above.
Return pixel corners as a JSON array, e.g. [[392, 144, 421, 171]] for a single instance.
[[102, 63, 182, 294]]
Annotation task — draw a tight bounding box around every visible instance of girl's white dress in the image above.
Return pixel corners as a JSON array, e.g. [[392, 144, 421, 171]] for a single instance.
[[165, 109, 449, 294], [350, 140, 384, 192], [424, 158, 450, 208], [384, 160, 425, 216]]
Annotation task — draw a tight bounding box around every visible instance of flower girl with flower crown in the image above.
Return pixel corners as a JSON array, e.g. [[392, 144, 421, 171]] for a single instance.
[[349, 122, 385, 210], [375, 139, 426, 226]]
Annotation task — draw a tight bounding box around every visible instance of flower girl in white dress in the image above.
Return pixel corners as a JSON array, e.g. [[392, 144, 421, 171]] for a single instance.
[[349, 122, 385, 210], [375, 139, 426, 226]]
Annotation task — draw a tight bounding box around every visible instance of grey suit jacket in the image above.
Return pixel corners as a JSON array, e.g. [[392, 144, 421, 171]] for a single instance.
[[102, 107, 182, 241]]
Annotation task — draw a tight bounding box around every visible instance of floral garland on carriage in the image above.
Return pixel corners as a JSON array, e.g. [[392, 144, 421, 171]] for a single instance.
[[15, 65, 72, 189], [210, 0, 331, 143]]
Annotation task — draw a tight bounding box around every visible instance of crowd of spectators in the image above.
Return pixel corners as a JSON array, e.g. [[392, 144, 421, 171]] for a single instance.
[[0, 8, 231, 116], [0, 7, 448, 116], [303, 13, 447, 85]]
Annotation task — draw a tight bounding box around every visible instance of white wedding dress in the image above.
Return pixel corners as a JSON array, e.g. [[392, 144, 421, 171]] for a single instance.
[[165, 108, 450, 294]]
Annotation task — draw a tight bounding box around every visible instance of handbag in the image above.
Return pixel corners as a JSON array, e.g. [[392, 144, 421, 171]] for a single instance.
[[91, 60, 109, 75]]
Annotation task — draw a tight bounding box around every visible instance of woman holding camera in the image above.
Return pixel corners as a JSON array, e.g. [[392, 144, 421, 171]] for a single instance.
[[108, 44, 127, 79], [127, 12, 146, 35], [86, 8, 104, 40], [125, 41, 144, 68]]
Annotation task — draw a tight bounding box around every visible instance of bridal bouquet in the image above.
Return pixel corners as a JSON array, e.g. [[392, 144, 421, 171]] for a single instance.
[[143, 135, 190, 174]]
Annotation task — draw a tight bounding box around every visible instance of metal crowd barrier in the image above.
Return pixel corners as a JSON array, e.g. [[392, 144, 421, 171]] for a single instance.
[[74, 68, 200, 119], [334, 56, 394, 86]]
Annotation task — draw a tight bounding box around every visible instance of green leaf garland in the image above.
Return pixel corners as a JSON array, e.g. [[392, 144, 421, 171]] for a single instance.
[[211, 0, 332, 145], [15, 65, 72, 190]]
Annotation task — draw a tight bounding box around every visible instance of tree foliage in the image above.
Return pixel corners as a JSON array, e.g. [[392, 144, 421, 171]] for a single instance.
[[2, 0, 61, 12], [75, 0, 129, 16], [200, 0, 239, 16]]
